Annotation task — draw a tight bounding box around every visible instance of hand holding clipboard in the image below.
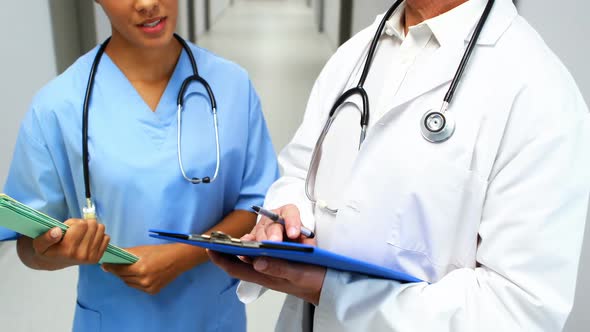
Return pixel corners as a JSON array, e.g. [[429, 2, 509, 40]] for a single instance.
[[150, 204, 421, 305]]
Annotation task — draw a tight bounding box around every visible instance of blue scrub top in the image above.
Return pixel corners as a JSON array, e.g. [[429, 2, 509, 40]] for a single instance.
[[0, 42, 279, 331]]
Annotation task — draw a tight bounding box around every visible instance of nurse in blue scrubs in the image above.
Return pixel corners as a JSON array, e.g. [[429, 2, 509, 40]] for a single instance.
[[0, 0, 278, 331]]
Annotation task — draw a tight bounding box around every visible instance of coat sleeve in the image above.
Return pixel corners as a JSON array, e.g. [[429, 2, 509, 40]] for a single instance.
[[257, 78, 326, 231], [0, 108, 68, 241], [237, 68, 330, 303], [313, 80, 590, 331], [258, 22, 372, 230], [237, 21, 374, 303]]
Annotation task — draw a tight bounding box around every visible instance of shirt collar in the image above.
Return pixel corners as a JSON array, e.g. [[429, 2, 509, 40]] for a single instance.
[[384, 2, 407, 41], [384, 0, 488, 46]]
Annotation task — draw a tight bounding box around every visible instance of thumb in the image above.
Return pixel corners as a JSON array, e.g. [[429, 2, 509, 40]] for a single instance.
[[279, 205, 302, 239], [33, 227, 63, 254]]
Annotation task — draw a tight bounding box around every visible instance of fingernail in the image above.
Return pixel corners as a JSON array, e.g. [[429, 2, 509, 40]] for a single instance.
[[288, 227, 298, 238], [254, 259, 268, 271], [101, 265, 107, 272], [269, 234, 281, 242], [50, 228, 61, 239]]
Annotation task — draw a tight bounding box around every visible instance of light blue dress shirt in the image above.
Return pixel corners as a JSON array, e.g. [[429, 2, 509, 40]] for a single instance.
[[0, 42, 279, 332]]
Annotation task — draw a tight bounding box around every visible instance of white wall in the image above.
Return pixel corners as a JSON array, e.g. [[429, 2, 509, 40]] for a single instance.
[[195, 0, 207, 37], [323, 0, 341, 48], [351, 0, 390, 34], [517, 4, 590, 332], [210, 0, 232, 23], [0, 3, 78, 332], [311, 0, 321, 30], [94, 3, 111, 43], [177, 0, 190, 37], [0, 4, 56, 186]]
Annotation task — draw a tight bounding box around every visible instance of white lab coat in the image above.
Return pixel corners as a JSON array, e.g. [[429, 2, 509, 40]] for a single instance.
[[242, 1, 590, 331]]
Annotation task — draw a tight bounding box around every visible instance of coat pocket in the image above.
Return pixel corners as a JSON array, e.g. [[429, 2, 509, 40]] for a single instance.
[[389, 159, 488, 275]]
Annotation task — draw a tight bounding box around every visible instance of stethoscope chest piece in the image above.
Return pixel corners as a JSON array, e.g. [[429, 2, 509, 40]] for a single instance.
[[420, 108, 455, 143]]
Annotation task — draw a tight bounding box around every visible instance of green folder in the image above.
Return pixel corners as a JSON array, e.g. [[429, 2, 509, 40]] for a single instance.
[[0, 194, 138, 264]]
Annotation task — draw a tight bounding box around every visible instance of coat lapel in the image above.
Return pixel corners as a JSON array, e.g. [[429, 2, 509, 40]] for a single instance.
[[363, 0, 518, 116], [331, 0, 518, 120], [390, 42, 466, 111]]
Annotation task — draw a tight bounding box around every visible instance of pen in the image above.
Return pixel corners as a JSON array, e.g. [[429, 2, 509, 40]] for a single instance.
[[251, 205, 315, 239]]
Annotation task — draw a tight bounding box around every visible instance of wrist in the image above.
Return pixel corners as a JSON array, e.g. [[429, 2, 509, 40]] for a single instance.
[[32, 252, 72, 271], [16, 236, 53, 271], [169, 243, 208, 272]]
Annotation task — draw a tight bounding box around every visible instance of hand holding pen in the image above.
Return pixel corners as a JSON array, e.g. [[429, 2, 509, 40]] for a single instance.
[[251, 205, 315, 239], [211, 204, 324, 306]]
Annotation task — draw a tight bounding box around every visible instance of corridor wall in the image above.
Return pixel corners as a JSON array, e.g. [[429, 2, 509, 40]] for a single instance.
[[0, 3, 78, 332], [518, 4, 590, 332]]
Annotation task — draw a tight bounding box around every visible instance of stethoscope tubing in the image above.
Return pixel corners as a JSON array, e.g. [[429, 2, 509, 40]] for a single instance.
[[82, 34, 220, 215], [305, 0, 495, 212], [83, 37, 110, 203], [444, 0, 495, 104]]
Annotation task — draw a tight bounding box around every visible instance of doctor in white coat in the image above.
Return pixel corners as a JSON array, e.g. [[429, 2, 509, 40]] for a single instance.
[[209, 0, 590, 331]]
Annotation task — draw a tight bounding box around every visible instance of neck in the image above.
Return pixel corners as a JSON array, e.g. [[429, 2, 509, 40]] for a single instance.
[[404, 0, 468, 34], [105, 31, 182, 83]]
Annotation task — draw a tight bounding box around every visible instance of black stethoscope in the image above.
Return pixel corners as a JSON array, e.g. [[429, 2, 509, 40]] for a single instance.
[[81, 34, 219, 219], [305, 0, 495, 213]]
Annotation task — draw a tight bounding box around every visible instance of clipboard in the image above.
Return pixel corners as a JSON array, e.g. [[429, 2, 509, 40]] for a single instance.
[[149, 229, 422, 283], [0, 194, 138, 264]]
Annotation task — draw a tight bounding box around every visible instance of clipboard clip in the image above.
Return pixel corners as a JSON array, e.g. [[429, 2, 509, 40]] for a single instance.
[[204, 232, 314, 252], [200, 231, 261, 248], [150, 230, 314, 253]]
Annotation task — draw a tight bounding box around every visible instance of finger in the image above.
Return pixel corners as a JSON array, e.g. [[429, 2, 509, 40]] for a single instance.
[[248, 224, 260, 236], [278, 205, 302, 240], [123, 281, 150, 293], [32, 227, 63, 255], [100, 234, 110, 254], [238, 255, 253, 264], [265, 223, 285, 242], [94, 234, 110, 263], [66, 219, 89, 250], [254, 221, 271, 241], [240, 234, 256, 241], [91, 222, 105, 250], [254, 257, 326, 305], [63, 219, 77, 227], [208, 250, 278, 285], [125, 282, 159, 295], [102, 263, 137, 277], [301, 237, 317, 246], [252, 257, 308, 283], [78, 219, 98, 259], [237, 234, 254, 262], [120, 276, 151, 288], [90, 224, 106, 261]]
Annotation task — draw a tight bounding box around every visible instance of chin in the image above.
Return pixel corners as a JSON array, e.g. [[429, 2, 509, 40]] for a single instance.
[[135, 32, 177, 50], [141, 37, 175, 49]]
